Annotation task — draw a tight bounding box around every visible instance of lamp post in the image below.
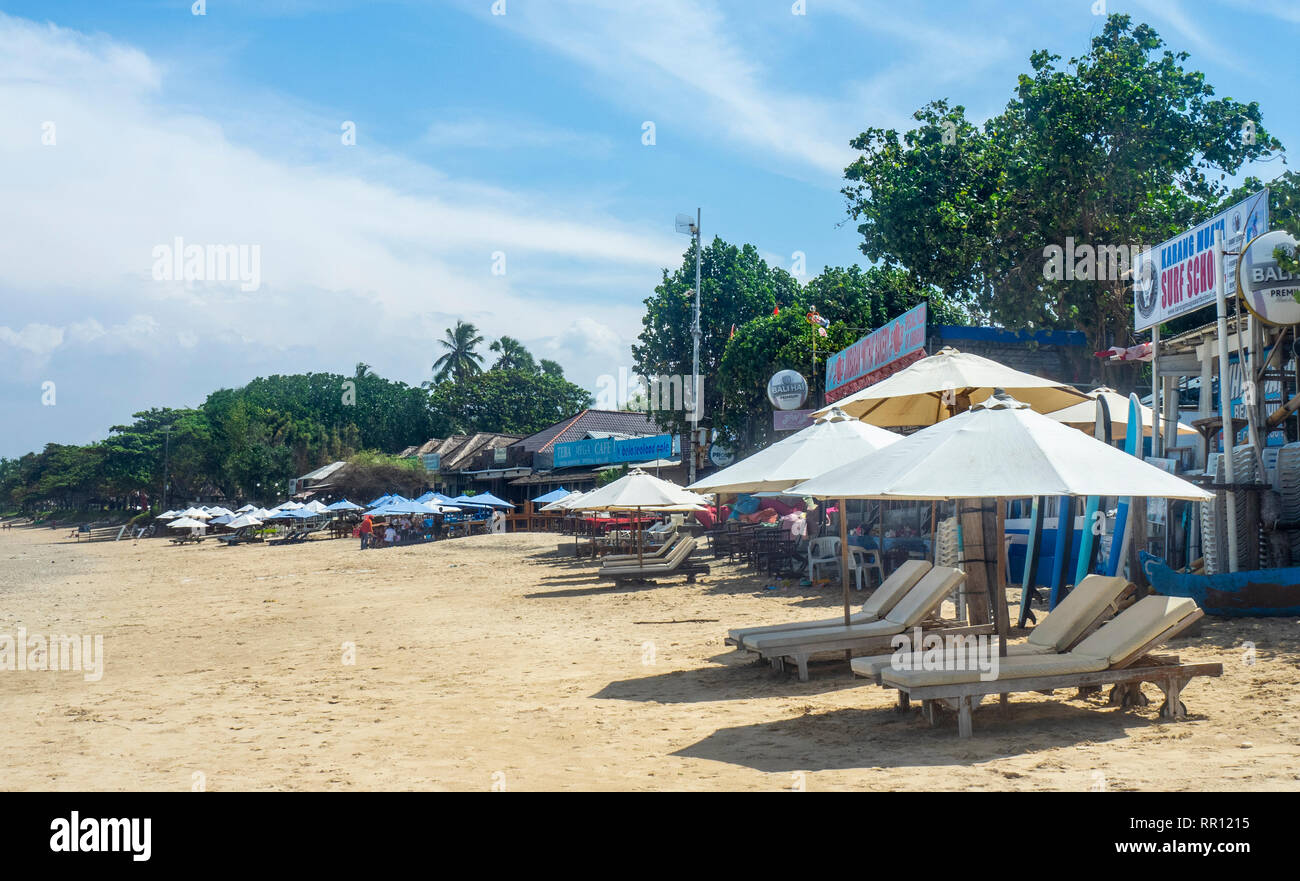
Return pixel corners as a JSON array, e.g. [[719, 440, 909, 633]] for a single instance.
[[676, 209, 702, 484], [161, 424, 172, 512]]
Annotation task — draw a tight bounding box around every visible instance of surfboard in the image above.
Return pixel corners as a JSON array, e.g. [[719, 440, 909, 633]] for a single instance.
[[1017, 495, 1045, 627], [1049, 495, 1075, 610], [1105, 393, 1143, 576], [1073, 396, 1112, 586]]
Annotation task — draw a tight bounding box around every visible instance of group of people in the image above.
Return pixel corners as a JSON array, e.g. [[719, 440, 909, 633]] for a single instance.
[[357, 513, 444, 549]]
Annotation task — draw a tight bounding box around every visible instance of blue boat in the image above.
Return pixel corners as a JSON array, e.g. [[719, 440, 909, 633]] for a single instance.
[[1140, 552, 1300, 617]]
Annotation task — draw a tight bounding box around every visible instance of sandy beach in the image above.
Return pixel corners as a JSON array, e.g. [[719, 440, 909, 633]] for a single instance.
[[1, 526, 1297, 792]]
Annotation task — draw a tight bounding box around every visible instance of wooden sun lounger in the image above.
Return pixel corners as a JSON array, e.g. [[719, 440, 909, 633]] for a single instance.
[[725, 559, 933, 648], [597, 537, 710, 584], [877, 595, 1221, 737], [601, 534, 687, 565], [850, 574, 1133, 685], [746, 566, 977, 681]]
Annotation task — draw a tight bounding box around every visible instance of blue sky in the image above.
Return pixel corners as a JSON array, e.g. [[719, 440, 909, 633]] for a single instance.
[[0, 0, 1296, 458]]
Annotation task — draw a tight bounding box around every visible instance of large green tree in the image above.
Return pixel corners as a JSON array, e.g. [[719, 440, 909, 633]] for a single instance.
[[428, 369, 592, 436], [842, 14, 1283, 380]]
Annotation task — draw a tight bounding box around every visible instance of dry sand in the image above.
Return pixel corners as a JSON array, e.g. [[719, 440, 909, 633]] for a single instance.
[[1, 526, 1297, 791]]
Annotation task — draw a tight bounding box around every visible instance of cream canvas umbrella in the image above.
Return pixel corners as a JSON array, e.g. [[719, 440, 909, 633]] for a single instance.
[[541, 491, 583, 512], [815, 346, 1089, 426], [226, 514, 263, 529], [687, 407, 901, 494], [1046, 387, 1197, 442], [571, 470, 700, 566], [179, 507, 212, 520], [167, 517, 207, 532], [792, 394, 1212, 632]]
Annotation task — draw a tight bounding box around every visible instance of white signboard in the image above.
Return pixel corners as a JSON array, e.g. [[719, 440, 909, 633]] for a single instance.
[[1133, 190, 1269, 331], [1238, 230, 1300, 326]]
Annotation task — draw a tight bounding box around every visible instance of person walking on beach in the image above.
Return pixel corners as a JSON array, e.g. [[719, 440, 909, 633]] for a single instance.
[[359, 514, 374, 550]]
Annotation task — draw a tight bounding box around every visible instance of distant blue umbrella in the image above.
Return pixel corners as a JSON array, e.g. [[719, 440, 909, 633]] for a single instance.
[[367, 494, 394, 508], [452, 492, 514, 509], [532, 488, 570, 505], [326, 499, 364, 511]]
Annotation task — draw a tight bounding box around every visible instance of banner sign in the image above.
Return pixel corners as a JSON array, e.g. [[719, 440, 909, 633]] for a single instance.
[[1133, 190, 1269, 331], [422, 453, 441, 472], [825, 348, 926, 404], [553, 434, 673, 469], [826, 303, 926, 397], [773, 409, 816, 431]]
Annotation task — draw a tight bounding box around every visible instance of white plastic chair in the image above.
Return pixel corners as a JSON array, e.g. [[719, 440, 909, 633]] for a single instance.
[[808, 538, 883, 590]]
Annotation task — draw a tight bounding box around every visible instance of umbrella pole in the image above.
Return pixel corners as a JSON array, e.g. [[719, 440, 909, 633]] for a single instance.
[[637, 506, 644, 569], [995, 497, 1009, 657], [839, 497, 851, 629], [929, 501, 937, 564]]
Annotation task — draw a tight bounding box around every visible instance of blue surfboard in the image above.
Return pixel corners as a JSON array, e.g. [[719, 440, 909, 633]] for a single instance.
[[1105, 393, 1143, 576], [1018, 495, 1045, 626]]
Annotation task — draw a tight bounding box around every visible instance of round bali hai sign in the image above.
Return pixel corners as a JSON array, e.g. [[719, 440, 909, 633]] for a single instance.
[[1238, 231, 1300, 326], [766, 369, 808, 411]]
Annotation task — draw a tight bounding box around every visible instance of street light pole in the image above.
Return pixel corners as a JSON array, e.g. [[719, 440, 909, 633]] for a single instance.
[[161, 425, 172, 512], [691, 208, 702, 486]]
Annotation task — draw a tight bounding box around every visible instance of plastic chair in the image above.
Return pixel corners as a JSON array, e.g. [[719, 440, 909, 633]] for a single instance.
[[808, 537, 883, 590]]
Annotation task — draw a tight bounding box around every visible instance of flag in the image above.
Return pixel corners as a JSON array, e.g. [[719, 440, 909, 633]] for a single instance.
[[772, 305, 780, 316]]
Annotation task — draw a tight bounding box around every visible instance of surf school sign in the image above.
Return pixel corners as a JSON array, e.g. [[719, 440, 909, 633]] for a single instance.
[[825, 303, 926, 401], [1133, 190, 1269, 331]]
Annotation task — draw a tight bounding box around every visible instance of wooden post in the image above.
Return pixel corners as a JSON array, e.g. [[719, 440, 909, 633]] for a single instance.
[[1128, 497, 1149, 595], [958, 501, 991, 626], [994, 498, 1010, 655], [839, 497, 852, 627]]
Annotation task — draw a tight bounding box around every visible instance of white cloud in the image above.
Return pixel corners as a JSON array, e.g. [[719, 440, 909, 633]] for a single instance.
[[0, 323, 64, 359]]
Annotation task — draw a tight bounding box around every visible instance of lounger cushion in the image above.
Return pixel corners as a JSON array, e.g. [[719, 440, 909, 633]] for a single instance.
[[880, 651, 1109, 688], [1026, 575, 1130, 650], [1071, 595, 1199, 664], [850, 641, 1051, 679], [744, 567, 965, 652], [859, 560, 932, 620], [744, 617, 905, 652], [882, 566, 966, 627], [727, 560, 931, 645], [601, 538, 695, 573]]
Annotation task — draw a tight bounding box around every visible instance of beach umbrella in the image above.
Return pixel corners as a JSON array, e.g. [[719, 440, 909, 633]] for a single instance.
[[1045, 387, 1198, 442], [179, 507, 212, 519], [815, 346, 1089, 426], [453, 492, 514, 509], [571, 470, 702, 566], [155, 510, 180, 519], [209, 514, 234, 525], [207, 506, 234, 517], [532, 487, 571, 505], [303, 500, 329, 514], [167, 517, 207, 530], [234, 504, 257, 513], [226, 514, 262, 529], [278, 501, 305, 511], [792, 393, 1213, 632], [541, 491, 583, 512], [367, 494, 394, 508], [326, 499, 364, 511], [687, 407, 901, 494]]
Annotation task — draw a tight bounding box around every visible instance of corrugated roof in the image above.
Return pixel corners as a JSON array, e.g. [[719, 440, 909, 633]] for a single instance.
[[513, 409, 666, 454]]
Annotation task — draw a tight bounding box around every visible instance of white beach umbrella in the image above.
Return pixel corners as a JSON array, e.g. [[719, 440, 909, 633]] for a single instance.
[[167, 517, 207, 529], [570, 470, 701, 566], [226, 514, 263, 529], [816, 346, 1089, 426], [179, 507, 212, 519], [1046, 387, 1198, 441], [303, 500, 329, 514], [792, 394, 1211, 630], [542, 491, 584, 512], [792, 394, 1213, 502], [155, 510, 180, 519], [207, 506, 234, 517], [234, 504, 257, 513], [209, 514, 234, 525], [574, 469, 700, 511], [276, 501, 305, 511], [687, 407, 901, 494]]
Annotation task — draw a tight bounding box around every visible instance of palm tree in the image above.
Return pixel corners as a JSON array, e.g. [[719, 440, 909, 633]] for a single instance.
[[489, 336, 536, 372], [353, 362, 375, 379], [433, 321, 485, 383]]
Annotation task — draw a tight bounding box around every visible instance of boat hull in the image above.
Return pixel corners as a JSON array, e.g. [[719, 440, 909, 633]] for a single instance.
[[1141, 552, 1300, 616]]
